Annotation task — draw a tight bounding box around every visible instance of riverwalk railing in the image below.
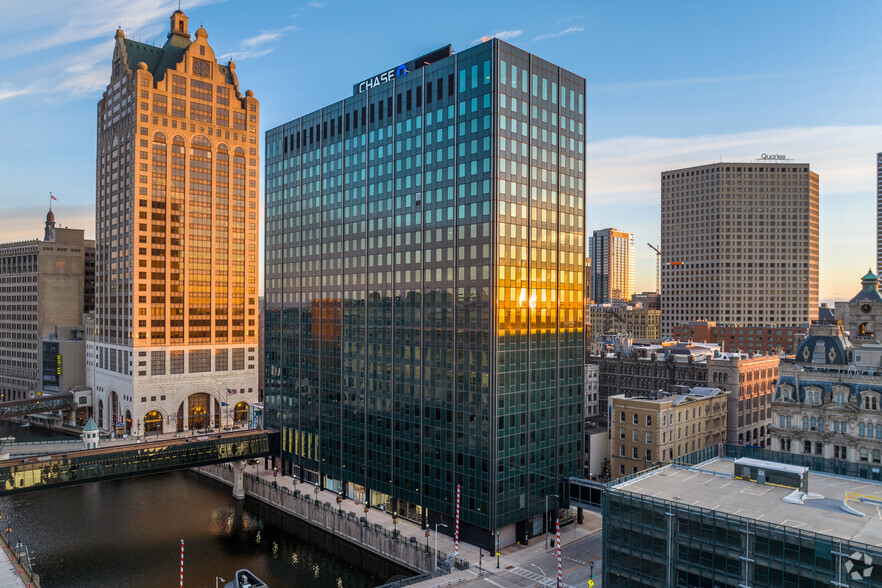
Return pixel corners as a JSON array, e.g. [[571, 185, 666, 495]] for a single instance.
[[0, 526, 39, 587], [198, 463, 436, 574]]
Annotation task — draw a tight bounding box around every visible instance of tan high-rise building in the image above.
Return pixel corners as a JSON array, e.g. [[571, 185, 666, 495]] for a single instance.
[[660, 161, 819, 336], [93, 10, 259, 434], [590, 228, 634, 304], [0, 212, 87, 401]]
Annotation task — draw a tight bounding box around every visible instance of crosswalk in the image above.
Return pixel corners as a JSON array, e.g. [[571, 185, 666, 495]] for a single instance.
[[507, 565, 577, 588]]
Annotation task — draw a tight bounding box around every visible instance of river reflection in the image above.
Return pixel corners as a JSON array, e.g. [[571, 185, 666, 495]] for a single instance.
[[0, 424, 410, 587]]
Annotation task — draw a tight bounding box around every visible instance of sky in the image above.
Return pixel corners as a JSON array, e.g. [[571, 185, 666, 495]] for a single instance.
[[1, 0, 881, 302]]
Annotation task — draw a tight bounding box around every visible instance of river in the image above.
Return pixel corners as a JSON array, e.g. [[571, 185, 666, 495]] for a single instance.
[[0, 422, 411, 587]]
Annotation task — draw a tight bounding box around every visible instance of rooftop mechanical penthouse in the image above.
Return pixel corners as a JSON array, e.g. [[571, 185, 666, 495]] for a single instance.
[[264, 39, 586, 547]]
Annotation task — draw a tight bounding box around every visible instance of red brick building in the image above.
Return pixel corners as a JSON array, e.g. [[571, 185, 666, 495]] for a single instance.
[[673, 321, 806, 356]]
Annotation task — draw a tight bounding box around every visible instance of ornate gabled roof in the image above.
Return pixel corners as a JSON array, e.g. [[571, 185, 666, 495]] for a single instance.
[[118, 13, 235, 86]]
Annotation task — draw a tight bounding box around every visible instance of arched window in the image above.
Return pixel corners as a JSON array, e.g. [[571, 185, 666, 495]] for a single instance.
[[860, 422, 866, 437], [869, 424, 875, 439], [803, 417, 808, 431], [233, 402, 249, 424], [818, 418, 824, 433], [144, 410, 163, 434]]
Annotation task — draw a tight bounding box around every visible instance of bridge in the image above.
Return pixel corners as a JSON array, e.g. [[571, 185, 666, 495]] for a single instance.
[[0, 393, 73, 419], [568, 477, 605, 511], [0, 429, 274, 497]]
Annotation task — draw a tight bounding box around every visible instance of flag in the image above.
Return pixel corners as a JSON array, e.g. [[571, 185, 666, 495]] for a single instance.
[[221, 402, 228, 407], [227, 388, 237, 395], [50, 194, 57, 201]]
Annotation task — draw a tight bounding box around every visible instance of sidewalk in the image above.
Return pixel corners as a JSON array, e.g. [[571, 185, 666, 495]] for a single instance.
[[246, 460, 601, 582]]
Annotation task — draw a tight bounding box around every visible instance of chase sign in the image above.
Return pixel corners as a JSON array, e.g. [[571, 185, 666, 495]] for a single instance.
[[355, 64, 409, 94], [351, 46, 453, 95]]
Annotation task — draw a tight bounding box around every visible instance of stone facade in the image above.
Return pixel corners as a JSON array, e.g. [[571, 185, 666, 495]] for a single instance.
[[584, 363, 599, 417], [93, 11, 259, 434], [589, 347, 710, 416], [0, 215, 86, 401], [609, 387, 728, 478], [770, 306, 882, 466], [707, 354, 779, 448], [590, 304, 661, 341]]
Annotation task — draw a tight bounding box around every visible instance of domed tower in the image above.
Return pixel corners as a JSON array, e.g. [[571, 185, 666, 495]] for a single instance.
[[44, 208, 56, 242], [848, 269, 882, 346]]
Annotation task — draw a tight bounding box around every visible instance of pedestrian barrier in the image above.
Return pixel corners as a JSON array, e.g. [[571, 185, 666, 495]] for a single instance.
[[198, 463, 436, 574]]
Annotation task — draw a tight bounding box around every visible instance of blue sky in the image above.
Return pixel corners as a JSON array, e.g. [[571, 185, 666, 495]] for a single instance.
[[1, 0, 881, 301]]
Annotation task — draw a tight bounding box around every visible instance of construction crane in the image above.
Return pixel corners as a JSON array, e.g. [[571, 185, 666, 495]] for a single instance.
[[648, 243, 661, 294]]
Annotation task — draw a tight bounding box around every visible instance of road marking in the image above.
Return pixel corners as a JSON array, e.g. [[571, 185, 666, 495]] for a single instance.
[[508, 566, 576, 588], [482, 579, 505, 588]]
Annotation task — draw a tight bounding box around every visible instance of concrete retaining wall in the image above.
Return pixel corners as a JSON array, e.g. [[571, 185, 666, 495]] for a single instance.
[[198, 463, 435, 574]]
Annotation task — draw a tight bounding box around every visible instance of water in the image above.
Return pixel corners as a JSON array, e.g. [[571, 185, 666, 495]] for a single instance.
[[0, 422, 411, 587]]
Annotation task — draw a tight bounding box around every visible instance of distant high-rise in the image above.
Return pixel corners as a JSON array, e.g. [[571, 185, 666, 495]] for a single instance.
[[0, 211, 86, 401], [265, 39, 586, 547], [660, 161, 819, 336], [589, 228, 634, 304], [93, 11, 259, 434]]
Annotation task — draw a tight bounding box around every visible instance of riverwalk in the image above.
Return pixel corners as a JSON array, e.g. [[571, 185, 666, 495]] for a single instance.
[[198, 461, 603, 587], [0, 531, 36, 588]]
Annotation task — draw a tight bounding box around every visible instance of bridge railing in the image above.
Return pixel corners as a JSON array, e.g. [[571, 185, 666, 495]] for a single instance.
[[0, 431, 270, 495], [201, 464, 436, 573]]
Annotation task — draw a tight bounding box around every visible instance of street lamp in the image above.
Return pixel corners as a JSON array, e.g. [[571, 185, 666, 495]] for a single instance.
[[495, 530, 500, 569], [545, 493, 559, 549], [434, 523, 448, 571], [530, 563, 546, 577], [392, 512, 398, 537], [215, 577, 225, 588]]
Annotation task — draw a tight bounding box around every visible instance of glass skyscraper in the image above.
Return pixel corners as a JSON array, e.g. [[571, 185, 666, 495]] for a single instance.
[[264, 39, 585, 546]]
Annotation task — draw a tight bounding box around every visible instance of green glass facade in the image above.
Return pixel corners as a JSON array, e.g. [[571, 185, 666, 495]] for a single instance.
[[264, 39, 585, 543]]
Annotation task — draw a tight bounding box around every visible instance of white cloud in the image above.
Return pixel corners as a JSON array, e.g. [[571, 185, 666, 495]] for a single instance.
[[0, 85, 35, 101], [587, 124, 881, 298], [591, 67, 856, 94], [533, 25, 584, 41], [221, 25, 296, 61], [588, 125, 881, 207], [472, 30, 522, 45], [308, 1, 326, 7], [0, 0, 225, 59]]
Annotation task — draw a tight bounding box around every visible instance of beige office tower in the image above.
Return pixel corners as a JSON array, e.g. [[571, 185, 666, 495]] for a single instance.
[[660, 162, 818, 337], [93, 10, 260, 435], [0, 213, 86, 401]]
